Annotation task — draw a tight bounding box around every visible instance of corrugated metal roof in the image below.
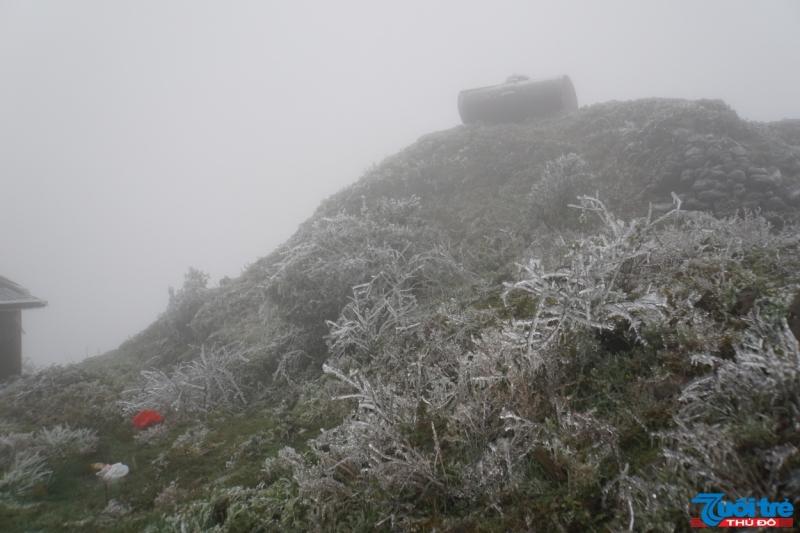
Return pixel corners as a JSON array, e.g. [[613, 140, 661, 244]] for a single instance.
[[0, 276, 47, 310]]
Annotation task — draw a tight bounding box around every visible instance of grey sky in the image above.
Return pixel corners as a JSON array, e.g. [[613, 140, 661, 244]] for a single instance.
[[1, 1, 798, 366]]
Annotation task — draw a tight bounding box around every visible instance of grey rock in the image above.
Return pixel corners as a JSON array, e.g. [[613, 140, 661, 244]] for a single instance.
[[730, 145, 747, 157], [784, 185, 800, 206], [728, 169, 746, 183], [763, 197, 786, 210], [643, 184, 660, 196], [698, 190, 729, 203], [747, 167, 768, 176], [734, 157, 749, 166], [744, 192, 765, 202], [714, 198, 740, 217], [775, 151, 800, 171], [685, 147, 702, 158], [762, 212, 785, 230], [692, 178, 718, 192], [748, 174, 781, 191], [683, 198, 710, 211], [708, 170, 727, 182], [685, 154, 706, 169]]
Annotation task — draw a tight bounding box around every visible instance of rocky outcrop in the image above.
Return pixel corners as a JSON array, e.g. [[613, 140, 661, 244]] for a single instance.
[[664, 127, 799, 224], [317, 98, 800, 242]]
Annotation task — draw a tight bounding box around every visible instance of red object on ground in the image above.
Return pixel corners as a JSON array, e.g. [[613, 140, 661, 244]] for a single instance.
[[132, 410, 164, 428]]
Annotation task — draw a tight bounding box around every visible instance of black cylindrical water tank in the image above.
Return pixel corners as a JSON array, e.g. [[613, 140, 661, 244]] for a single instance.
[[458, 75, 578, 124]]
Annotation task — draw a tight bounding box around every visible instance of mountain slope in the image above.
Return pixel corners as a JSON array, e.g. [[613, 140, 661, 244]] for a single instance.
[[95, 98, 800, 380], [2, 98, 800, 532]]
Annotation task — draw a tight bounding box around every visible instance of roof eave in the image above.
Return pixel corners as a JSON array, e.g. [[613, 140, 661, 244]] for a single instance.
[[0, 299, 48, 311]]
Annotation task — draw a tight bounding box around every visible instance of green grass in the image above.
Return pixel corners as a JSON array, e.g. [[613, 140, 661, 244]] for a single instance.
[[0, 396, 341, 533]]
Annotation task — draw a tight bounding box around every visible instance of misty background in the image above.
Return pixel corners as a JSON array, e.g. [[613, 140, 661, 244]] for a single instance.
[[1, 1, 798, 367]]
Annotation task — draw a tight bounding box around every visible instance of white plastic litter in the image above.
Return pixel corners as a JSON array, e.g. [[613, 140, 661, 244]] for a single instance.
[[96, 462, 129, 483]]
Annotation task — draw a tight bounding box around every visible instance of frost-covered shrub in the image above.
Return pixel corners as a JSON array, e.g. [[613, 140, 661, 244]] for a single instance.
[[677, 324, 800, 429], [529, 153, 598, 228], [153, 481, 188, 510], [289, 408, 446, 528], [165, 267, 210, 342], [0, 426, 96, 502], [505, 195, 671, 357], [171, 425, 210, 455], [325, 252, 423, 367], [598, 322, 800, 532], [0, 452, 50, 497], [660, 324, 799, 492], [254, 358, 456, 529], [446, 327, 620, 509], [642, 206, 798, 321], [266, 197, 460, 340], [100, 499, 131, 518], [0, 365, 120, 430], [261, 456, 292, 486], [0, 433, 34, 472], [508, 194, 800, 357], [0, 425, 97, 499], [120, 344, 248, 417], [34, 425, 98, 457], [160, 480, 307, 533], [134, 424, 169, 446]]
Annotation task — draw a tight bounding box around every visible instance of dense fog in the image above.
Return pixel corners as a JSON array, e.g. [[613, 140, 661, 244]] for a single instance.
[[1, 1, 799, 366]]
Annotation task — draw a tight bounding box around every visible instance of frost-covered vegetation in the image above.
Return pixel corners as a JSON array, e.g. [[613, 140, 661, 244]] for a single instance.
[[1, 98, 799, 531], [1, 424, 98, 501], [120, 344, 249, 418]]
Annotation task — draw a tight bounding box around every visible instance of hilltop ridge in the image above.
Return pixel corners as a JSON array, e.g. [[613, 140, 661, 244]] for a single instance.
[[101, 97, 800, 376]]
